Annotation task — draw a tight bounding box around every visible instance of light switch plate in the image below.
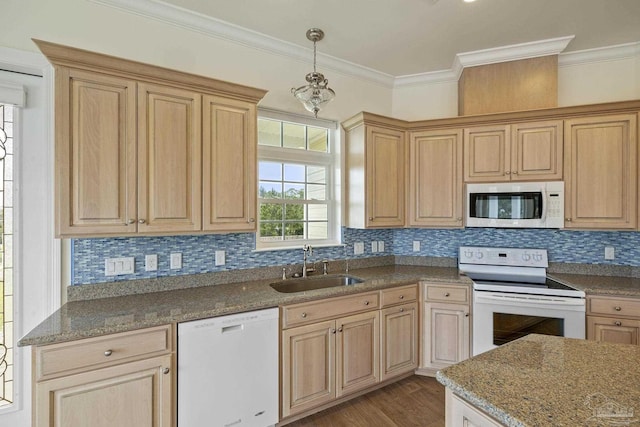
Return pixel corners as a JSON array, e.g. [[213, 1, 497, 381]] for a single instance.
[[371, 241, 378, 253], [215, 250, 226, 266], [604, 246, 615, 260], [105, 257, 135, 276], [378, 241, 385, 252], [354, 242, 364, 255], [170, 253, 182, 269], [413, 241, 421, 252]]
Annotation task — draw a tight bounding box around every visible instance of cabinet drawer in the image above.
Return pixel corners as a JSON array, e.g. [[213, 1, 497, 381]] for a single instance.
[[36, 325, 173, 380], [425, 284, 469, 303], [381, 284, 418, 307], [282, 292, 379, 329], [588, 296, 640, 318]]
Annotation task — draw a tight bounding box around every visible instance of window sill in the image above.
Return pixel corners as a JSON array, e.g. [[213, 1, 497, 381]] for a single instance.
[[252, 242, 344, 253]]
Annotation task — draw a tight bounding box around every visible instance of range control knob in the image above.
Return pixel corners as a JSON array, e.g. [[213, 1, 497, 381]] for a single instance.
[[464, 250, 474, 259], [533, 253, 543, 262], [475, 252, 484, 259], [522, 253, 531, 262]]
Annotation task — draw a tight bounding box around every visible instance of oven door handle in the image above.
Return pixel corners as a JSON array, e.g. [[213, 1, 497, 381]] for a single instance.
[[475, 293, 585, 306]]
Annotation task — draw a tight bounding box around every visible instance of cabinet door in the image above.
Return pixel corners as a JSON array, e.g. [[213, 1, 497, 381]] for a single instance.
[[511, 120, 563, 181], [137, 83, 202, 233], [366, 126, 405, 227], [587, 316, 640, 345], [564, 114, 637, 229], [424, 302, 470, 369], [202, 96, 257, 232], [464, 125, 511, 182], [409, 129, 463, 227], [55, 68, 137, 236], [282, 320, 336, 418], [446, 389, 503, 427], [35, 355, 173, 427], [381, 302, 418, 381], [335, 310, 380, 397]]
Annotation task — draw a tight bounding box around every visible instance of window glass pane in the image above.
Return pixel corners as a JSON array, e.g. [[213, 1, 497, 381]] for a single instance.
[[284, 222, 305, 240], [259, 161, 282, 181], [307, 127, 328, 152], [308, 222, 328, 240], [284, 184, 304, 199], [258, 182, 282, 199], [308, 204, 328, 221], [259, 203, 283, 222], [284, 164, 305, 183], [307, 166, 326, 184], [258, 119, 281, 147], [307, 184, 326, 200], [260, 222, 283, 240], [284, 204, 304, 221], [282, 123, 305, 150]]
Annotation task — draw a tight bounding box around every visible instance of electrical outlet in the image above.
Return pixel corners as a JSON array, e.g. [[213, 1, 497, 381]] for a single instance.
[[354, 242, 364, 255], [145, 254, 158, 271], [413, 241, 421, 252], [378, 241, 385, 252], [604, 246, 615, 260], [105, 257, 135, 276], [170, 253, 182, 269], [215, 250, 226, 266], [371, 241, 378, 253]]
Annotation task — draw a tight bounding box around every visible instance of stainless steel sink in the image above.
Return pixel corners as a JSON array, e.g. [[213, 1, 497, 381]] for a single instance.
[[269, 274, 364, 293]]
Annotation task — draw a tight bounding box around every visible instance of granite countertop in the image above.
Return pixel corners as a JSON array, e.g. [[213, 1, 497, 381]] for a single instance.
[[19, 265, 469, 347], [550, 273, 640, 297], [437, 334, 640, 427]]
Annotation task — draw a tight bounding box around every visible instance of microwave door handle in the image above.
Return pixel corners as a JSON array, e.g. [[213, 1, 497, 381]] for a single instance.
[[540, 189, 548, 223]]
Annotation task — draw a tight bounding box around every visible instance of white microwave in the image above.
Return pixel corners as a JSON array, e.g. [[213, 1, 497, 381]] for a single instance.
[[466, 181, 564, 228]]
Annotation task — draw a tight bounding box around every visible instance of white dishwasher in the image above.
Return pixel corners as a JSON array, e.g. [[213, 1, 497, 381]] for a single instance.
[[178, 308, 279, 427]]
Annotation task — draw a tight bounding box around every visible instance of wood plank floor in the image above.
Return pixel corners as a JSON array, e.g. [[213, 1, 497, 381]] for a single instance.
[[285, 375, 445, 427]]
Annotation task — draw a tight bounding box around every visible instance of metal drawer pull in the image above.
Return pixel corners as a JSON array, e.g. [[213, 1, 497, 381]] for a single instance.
[[445, 292, 450, 297], [399, 308, 404, 312], [364, 301, 370, 306], [614, 306, 622, 311], [163, 367, 170, 375], [104, 350, 113, 357], [615, 321, 622, 326], [399, 295, 404, 300], [301, 312, 307, 318]]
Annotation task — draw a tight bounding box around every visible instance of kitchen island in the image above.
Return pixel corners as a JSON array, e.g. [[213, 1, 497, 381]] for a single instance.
[[437, 334, 640, 426]]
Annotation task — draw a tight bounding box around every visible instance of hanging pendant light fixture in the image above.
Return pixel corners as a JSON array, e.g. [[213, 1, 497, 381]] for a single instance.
[[291, 28, 335, 118]]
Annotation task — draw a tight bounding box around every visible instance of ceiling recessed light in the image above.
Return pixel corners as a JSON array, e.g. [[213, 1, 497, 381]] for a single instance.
[[464, 0, 477, 3]]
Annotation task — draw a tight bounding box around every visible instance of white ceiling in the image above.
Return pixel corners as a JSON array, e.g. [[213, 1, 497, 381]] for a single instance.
[[160, 0, 640, 76]]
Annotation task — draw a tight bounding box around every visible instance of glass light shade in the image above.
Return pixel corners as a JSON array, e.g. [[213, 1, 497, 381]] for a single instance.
[[291, 72, 335, 117]]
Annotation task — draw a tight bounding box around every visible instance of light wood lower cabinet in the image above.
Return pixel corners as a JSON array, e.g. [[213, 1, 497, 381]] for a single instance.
[[587, 295, 640, 345], [33, 325, 175, 427], [445, 389, 503, 427], [422, 283, 471, 374], [280, 285, 418, 420], [281, 311, 379, 418]]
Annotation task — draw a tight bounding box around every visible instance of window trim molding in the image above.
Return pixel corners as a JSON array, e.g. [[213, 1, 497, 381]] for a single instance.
[[256, 109, 341, 251]]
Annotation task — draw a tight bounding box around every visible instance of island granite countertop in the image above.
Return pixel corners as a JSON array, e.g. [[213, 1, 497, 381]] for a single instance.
[[19, 264, 469, 347], [437, 334, 640, 427]]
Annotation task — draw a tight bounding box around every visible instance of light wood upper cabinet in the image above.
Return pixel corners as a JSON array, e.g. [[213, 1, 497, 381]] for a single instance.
[[564, 114, 637, 229], [409, 129, 463, 227], [343, 117, 406, 229], [202, 96, 257, 231], [137, 83, 202, 233], [36, 39, 266, 238], [464, 121, 563, 182], [55, 68, 137, 236]]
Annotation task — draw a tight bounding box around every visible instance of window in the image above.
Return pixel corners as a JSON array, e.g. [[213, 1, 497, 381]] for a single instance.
[[257, 111, 338, 250], [0, 104, 13, 407]]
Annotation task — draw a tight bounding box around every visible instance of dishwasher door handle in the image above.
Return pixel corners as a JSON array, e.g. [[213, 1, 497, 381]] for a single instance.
[[221, 324, 244, 333]]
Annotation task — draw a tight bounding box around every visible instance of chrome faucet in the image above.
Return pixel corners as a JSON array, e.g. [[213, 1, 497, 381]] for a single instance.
[[302, 244, 315, 277]]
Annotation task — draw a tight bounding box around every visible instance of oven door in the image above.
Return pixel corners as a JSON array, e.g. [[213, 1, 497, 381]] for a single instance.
[[472, 291, 585, 356]]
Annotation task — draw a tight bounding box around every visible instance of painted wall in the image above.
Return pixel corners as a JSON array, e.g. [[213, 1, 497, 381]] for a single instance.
[[391, 79, 459, 121]]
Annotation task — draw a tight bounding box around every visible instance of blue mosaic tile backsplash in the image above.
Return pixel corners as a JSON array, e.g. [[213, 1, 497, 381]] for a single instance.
[[72, 227, 640, 285]]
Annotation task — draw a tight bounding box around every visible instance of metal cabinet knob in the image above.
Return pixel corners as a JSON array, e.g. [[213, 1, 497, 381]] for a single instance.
[[614, 306, 622, 311], [465, 313, 470, 318], [512, 171, 518, 175], [399, 308, 404, 313], [368, 217, 373, 221], [445, 292, 450, 297], [248, 218, 255, 223], [615, 321, 622, 326], [104, 350, 113, 357], [138, 219, 146, 224], [364, 301, 370, 306], [456, 217, 462, 221], [301, 312, 307, 318], [338, 326, 343, 332], [566, 218, 572, 222], [331, 329, 336, 334], [163, 367, 170, 375], [399, 295, 404, 300], [505, 171, 511, 175], [126, 219, 135, 224]]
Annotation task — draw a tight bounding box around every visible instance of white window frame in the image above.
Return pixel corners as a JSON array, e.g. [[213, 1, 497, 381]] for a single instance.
[[256, 108, 341, 251]]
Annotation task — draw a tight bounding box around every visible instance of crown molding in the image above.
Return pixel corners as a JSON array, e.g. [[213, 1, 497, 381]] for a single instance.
[[87, 0, 395, 87], [559, 41, 640, 67]]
